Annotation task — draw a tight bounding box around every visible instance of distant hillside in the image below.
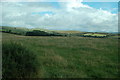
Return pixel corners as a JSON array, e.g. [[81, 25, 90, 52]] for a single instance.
[[0, 26, 119, 38], [1, 26, 29, 35], [55, 30, 83, 33]]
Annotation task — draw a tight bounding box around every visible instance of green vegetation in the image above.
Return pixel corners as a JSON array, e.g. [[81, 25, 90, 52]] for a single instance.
[[2, 41, 39, 78], [1, 26, 119, 38], [2, 32, 119, 78], [1, 26, 29, 35], [26, 30, 64, 36]]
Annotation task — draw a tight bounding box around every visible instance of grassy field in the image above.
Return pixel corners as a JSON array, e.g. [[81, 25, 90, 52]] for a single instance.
[[2, 32, 119, 78], [83, 33, 107, 37]]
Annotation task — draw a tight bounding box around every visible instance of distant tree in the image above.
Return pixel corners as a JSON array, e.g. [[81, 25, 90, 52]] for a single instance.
[[26, 30, 50, 36], [26, 30, 64, 36], [8, 30, 11, 33]]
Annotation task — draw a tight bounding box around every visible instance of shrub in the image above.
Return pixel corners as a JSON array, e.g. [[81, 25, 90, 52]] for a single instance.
[[26, 30, 64, 36], [2, 42, 39, 78], [26, 30, 50, 36]]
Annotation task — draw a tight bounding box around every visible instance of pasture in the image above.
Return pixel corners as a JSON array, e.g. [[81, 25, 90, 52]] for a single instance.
[[2, 32, 119, 78]]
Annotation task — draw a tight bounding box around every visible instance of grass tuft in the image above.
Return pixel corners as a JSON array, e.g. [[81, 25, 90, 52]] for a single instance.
[[2, 41, 39, 78]]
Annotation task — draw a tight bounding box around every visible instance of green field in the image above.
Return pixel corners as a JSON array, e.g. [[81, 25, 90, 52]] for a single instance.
[[83, 33, 107, 37], [2, 32, 119, 78]]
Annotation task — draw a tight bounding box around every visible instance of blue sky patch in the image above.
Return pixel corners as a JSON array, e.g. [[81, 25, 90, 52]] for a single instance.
[[32, 11, 54, 15], [82, 2, 118, 14]]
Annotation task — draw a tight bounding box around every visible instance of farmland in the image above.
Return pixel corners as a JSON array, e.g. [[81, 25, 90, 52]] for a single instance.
[[2, 30, 119, 78]]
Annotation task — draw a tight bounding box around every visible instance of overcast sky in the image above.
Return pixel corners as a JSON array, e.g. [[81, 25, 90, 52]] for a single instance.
[[0, 0, 119, 32]]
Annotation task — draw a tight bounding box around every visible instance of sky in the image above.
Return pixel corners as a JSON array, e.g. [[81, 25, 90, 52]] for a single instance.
[[0, 0, 119, 32]]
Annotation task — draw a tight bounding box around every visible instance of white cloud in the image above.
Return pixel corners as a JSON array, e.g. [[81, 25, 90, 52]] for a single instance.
[[66, 0, 92, 10], [1, 1, 118, 32]]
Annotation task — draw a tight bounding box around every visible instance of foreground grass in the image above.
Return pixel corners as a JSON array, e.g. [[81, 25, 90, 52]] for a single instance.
[[2, 41, 39, 78], [2, 32, 119, 78]]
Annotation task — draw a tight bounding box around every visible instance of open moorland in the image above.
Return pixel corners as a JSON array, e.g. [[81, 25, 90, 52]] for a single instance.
[[1, 26, 119, 78]]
